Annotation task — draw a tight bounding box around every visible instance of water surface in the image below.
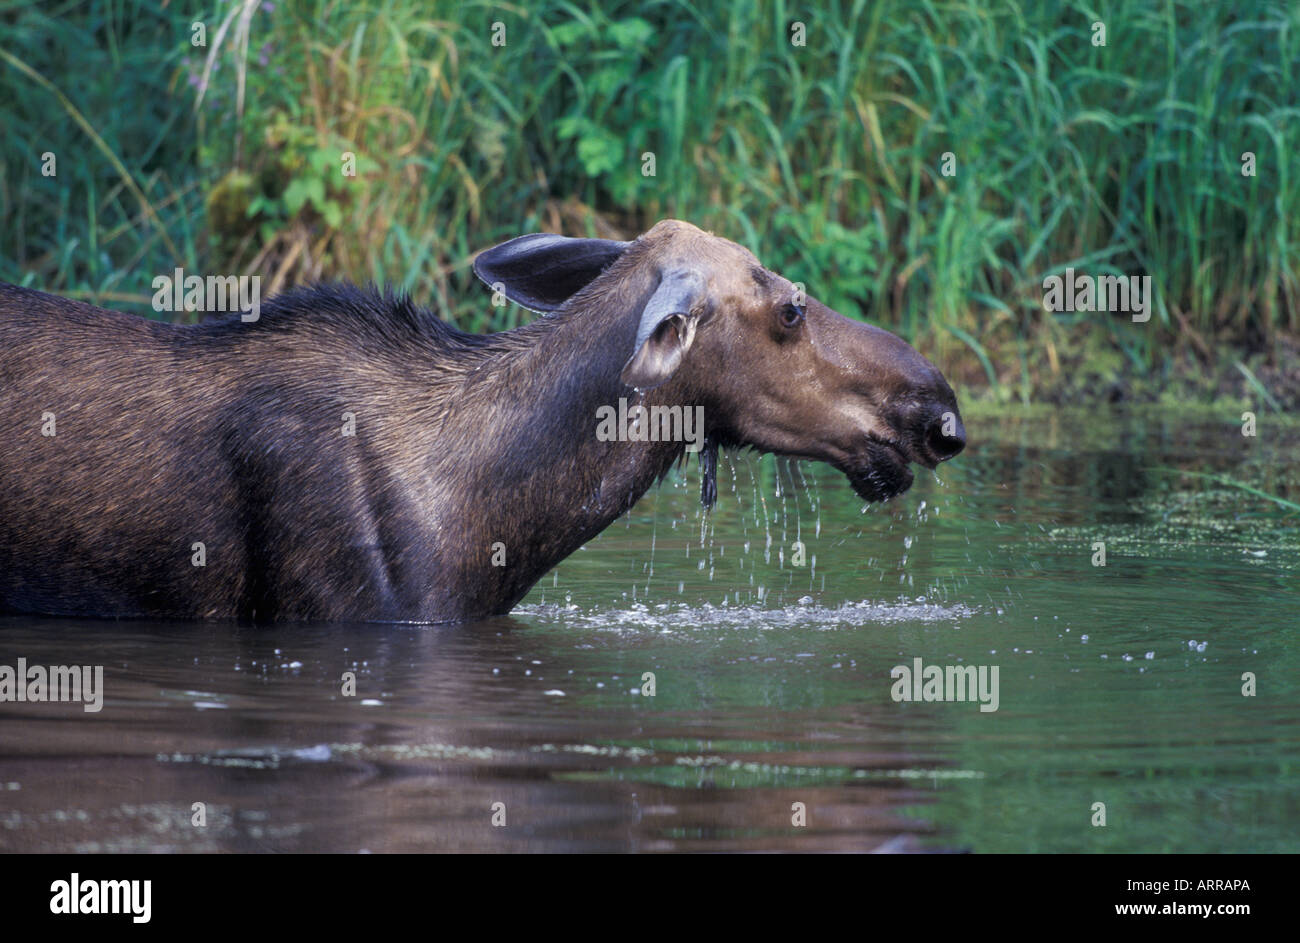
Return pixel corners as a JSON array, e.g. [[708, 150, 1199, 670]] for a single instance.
[[2, 405, 1297, 852]]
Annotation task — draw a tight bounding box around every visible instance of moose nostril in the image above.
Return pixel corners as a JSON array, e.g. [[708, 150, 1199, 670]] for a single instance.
[[926, 410, 966, 460]]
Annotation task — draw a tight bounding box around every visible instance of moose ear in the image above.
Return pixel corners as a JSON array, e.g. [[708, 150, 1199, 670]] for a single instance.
[[620, 269, 705, 391], [472, 233, 630, 312]]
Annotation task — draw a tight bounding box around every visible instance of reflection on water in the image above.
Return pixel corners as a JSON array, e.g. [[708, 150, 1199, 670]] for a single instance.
[[2, 406, 1297, 852]]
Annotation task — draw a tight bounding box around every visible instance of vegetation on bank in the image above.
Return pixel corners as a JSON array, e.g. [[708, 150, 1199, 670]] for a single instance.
[[2, 0, 1297, 405]]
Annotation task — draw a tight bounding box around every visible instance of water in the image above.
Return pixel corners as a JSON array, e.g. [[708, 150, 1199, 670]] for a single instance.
[[2, 405, 1297, 852]]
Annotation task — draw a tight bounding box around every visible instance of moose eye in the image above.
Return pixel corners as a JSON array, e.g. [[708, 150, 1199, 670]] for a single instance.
[[779, 303, 805, 330]]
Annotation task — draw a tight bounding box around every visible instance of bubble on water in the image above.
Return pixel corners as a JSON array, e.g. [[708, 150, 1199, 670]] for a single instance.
[[1080, 635, 1089, 642], [518, 593, 976, 636]]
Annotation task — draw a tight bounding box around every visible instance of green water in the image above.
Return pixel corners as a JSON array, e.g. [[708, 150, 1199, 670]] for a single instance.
[[1, 405, 1296, 852]]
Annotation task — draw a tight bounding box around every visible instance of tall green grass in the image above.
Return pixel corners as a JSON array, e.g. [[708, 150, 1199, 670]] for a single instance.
[[2, 0, 1297, 397]]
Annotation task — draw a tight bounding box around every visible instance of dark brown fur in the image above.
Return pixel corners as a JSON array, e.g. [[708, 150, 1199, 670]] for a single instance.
[[0, 220, 964, 623]]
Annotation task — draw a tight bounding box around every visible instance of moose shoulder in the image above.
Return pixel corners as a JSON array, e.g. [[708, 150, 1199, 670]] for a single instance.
[[0, 220, 964, 623]]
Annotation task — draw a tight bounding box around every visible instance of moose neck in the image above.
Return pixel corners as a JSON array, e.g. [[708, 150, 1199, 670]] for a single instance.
[[430, 278, 704, 617]]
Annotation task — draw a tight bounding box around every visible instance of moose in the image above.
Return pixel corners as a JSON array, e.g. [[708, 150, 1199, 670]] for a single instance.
[[0, 220, 964, 623]]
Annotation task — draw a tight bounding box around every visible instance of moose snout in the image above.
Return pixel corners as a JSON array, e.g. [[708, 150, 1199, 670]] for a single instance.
[[844, 321, 965, 472], [898, 398, 966, 466], [925, 406, 965, 461]]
